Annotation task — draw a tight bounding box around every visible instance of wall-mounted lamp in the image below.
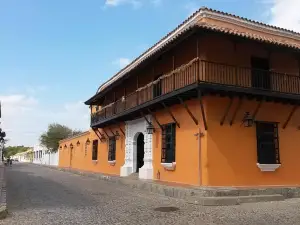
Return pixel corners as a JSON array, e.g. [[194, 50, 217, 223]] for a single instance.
[[64, 144, 67, 149], [242, 112, 254, 127], [70, 143, 74, 149], [146, 123, 155, 134], [59, 146, 62, 150], [76, 141, 80, 147], [86, 138, 91, 145]]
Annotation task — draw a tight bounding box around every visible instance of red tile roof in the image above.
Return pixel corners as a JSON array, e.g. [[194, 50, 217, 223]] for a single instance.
[[86, 7, 300, 104]]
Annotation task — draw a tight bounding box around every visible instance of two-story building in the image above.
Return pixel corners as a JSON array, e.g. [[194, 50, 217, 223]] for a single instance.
[[59, 7, 300, 187]]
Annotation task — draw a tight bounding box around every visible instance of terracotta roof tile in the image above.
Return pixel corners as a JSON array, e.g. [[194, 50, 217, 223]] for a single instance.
[[86, 7, 300, 104], [196, 22, 300, 50]]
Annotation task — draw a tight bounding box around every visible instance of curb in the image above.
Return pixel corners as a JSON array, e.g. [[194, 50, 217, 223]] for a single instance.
[[0, 166, 7, 220]]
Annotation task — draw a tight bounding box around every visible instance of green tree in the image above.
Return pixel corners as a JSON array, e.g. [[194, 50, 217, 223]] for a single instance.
[[40, 123, 82, 152], [3, 145, 29, 158]]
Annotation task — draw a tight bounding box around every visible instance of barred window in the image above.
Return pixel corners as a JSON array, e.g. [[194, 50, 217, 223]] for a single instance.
[[161, 123, 176, 163], [92, 140, 98, 161], [108, 137, 116, 161], [256, 122, 280, 164]]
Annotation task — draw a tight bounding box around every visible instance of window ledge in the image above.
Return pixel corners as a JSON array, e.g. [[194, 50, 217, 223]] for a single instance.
[[92, 160, 98, 165], [256, 163, 281, 172], [108, 160, 116, 166], [161, 162, 176, 171]]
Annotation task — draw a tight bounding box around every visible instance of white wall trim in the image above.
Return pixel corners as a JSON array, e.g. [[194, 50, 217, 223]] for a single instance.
[[257, 163, 281, 172], [120, 116, 153, 180], [161, 162, 176, 171]]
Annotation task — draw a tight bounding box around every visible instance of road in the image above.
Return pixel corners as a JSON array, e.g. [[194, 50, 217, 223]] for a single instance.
[[2, 163, 300, 225]]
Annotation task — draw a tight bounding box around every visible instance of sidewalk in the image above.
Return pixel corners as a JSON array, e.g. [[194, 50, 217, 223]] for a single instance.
[[33, 164, 300, 206], [0, 165, 7, 219]]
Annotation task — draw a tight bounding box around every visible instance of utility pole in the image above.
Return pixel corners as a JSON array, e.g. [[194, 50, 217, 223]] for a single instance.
[[0, 101, 6, 164]]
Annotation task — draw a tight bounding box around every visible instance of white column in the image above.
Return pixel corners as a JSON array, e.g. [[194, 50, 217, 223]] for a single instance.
[[120, 122, 134, 176]]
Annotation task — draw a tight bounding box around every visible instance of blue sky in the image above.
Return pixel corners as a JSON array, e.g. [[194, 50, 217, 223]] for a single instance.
[[0, 0, 297, 146]]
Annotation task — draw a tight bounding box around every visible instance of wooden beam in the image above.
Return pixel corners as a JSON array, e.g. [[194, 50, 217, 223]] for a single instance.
[[220, 97, 233, 126], [230, 97, 243, 126], [118, 125, 125, 136], [147, 108, 163, 130], [283, 105, 298, 129], [102, 129, 110, 138], [109, 128, 115, 136], [162, 102, 180, 128], [198, 89, 208, 130], [252, 98, 264, 121], [140, 111, 151, 126], [92, 128, 102, 140], [178, 97, 198, 125]]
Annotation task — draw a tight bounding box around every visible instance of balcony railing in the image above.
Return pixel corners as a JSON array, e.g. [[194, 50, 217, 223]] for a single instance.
[[91, 58, 300, 126]]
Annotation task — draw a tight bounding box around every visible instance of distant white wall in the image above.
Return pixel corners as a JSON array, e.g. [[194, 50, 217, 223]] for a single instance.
[[32, 144, 59, 166]]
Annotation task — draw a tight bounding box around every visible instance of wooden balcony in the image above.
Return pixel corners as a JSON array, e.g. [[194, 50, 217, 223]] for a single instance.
[[91, 58, 300, 127]]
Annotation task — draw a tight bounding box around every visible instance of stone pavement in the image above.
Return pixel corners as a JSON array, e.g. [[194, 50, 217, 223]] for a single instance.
[[40, 165, 300, 206], [3, 163, 300, 225]]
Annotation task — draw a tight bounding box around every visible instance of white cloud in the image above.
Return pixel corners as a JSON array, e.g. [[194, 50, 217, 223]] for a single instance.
[[0, 94, 89, 147], [113, 57, 131, 69], [104, 0, 162, 8], [266, 0, 300, 32], [105, 0, 142, 8]]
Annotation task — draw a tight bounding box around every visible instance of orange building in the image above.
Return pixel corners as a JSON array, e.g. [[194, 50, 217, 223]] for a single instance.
[[59, 7, 300, 187]]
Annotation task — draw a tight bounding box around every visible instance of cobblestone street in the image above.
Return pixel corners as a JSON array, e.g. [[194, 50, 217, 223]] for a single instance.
[[1, 164, 300, 225]]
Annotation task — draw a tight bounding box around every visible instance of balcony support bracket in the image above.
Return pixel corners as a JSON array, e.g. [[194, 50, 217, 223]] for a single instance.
[[147, 109, 163, 130], [92, 127, 101, 140], [230, 97, 243, 126], [198, 89, 208, 130], [162, 102, 180, 128], [92, 128, 106, 142], [252, 98, 264, 121], [140, 112, 151, 126], [283, 105, 298, 129], [109, 128, 115, 136], [102, 129, 110, 138], [220, 97, 233, 126], [118, 125, 125, 136], [178, 97, 198, 125]]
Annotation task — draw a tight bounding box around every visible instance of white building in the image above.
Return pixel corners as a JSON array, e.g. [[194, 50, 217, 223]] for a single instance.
[[32, 144, 59, 166]]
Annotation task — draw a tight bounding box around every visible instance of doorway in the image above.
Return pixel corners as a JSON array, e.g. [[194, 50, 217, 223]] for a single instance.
[[251, 57, 271, 90], [136, 133, 144, 172]]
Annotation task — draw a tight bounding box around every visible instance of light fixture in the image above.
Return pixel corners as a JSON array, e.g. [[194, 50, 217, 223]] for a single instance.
[[76, 141, 80, 147], [59, 146, 62, 150], [242, 112, 254, 127], [146, 123, 155, 134], [64, 144, 67, 149], [86, 138, 91, 145], [70, 143, 74, 149], [114, 131, 120, 140]]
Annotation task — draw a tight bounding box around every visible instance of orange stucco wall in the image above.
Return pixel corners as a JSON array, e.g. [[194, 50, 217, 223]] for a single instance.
[[205, 96, 300, 186], [58, 126, 125, 176], [76, 20, 300, 187], [152, 99, 207, 186]]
